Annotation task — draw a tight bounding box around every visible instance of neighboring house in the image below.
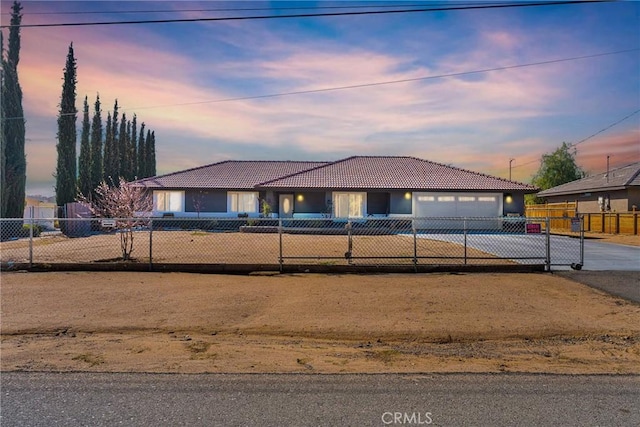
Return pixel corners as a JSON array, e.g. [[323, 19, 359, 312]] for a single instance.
[[537, 162, 640, 213], [23, 196, 57, 229], [134, 156, 536, 224]]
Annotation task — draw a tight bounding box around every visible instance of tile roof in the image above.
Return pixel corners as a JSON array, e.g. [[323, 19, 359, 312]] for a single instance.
[[133, 156, 537, 191], [134, 160, 328, 189], [259, 156, 537, 191], [537, 161, 640, 197]]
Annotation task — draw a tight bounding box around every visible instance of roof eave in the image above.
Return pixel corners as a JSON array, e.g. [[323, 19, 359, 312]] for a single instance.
[[538, 184, 631, 197]]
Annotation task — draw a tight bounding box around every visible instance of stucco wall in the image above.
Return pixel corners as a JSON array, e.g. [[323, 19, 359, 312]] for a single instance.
[[545, 189, 634, 213], [184, 190, 227, 213], [503, 192, 526, 216]]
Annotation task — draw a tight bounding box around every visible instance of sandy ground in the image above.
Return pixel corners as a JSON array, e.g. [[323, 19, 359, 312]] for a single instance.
[[1, 271, 639, 374], [0, 231, 514, 265]]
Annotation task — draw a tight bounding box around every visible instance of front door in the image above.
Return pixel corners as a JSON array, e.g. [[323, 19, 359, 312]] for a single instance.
[[279, 194, 294, 218]]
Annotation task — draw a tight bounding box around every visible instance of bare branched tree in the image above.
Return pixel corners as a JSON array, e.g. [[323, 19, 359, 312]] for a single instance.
[[77, 177, 152, 260]]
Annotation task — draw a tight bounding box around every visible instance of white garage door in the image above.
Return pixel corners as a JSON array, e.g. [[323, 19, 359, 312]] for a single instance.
[[413, 192, 502, 229]]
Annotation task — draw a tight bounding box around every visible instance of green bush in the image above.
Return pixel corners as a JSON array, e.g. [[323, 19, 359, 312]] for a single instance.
[[22, 224, 43, 237]]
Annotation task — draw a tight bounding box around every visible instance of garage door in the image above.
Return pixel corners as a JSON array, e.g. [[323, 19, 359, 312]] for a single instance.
[[413, 192, 502, 229]]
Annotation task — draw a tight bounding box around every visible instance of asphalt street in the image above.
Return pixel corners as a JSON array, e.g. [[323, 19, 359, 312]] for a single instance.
[[2, 373, 639, 426]]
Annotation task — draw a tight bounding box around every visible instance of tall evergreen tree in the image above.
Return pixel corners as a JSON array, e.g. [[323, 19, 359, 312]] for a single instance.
[[124, 119, 134, 181], [1, 1, 26, 218], [137, 122, 146, 178], [130, 115, 137, 179], [55, 43, 77, 207], [89, 94, 103, 197], [143, 130, 152, 178], [102, 112, 113, 183], [149, 130, 156, 177], [117, 113, 127, 180], [111, 100, 119, 171], [103, 100, 120, 184], [1, 32, 6, 218], [77, 96, 91, 197]]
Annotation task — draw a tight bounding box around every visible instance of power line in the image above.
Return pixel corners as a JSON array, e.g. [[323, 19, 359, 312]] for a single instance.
[[1, 47, 636, 122], [125, 48, 639, 112], [510, 109, 640, 170], [0, 1, 610, 29], [0, 3, 487, 16], [573, 108, 640, 146]]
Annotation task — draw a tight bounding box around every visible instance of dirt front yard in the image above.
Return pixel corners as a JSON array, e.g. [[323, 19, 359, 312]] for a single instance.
[[1, 271, 639, 374]]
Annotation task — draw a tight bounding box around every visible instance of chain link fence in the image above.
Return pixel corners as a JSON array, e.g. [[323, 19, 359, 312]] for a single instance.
[[1, 216, 584, 271]]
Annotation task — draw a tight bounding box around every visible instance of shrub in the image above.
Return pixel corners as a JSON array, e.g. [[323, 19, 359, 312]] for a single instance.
[[22, 224, 43, 237]]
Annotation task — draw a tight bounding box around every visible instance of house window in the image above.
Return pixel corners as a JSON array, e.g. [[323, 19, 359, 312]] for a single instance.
[[229, 192, 258, 213], [333, 192, 366, 218], [156, 191, 184, 212], [478, 196, 497, 202]]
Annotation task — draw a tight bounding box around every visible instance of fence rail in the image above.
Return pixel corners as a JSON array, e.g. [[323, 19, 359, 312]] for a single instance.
[[1, 216, 584, 272], [526, 203, 639, 235]]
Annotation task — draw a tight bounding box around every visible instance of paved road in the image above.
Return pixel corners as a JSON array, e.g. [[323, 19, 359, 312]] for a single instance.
[[2, 373, 639, 426], [556, 270, 640, 303], [579, 239, 640, 271]]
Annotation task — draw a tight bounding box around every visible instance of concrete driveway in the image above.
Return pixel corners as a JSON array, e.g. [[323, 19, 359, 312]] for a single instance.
[[419, 233, 639, 271]]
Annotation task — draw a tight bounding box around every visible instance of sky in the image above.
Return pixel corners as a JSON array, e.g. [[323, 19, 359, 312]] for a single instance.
[[1, 0, 639, 197]]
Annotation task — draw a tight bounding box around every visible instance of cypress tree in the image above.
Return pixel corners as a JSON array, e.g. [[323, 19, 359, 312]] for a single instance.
[[111, 100, 119, 169], [125, 119, 134, 181], [102, 112, 113, 183], [130, 115, 137, 179], [55, 43, 78, 207], [0, 32, 6, 218], [89, 94, 103, 197], [102, 100, 119, 185], [137, 122, 146, 178], [2, 1, 26, 218], [149, 130, 156, 177], [77, 96, 91, 198], [117, 112, 127, 180], [143, 130, 151, 178]]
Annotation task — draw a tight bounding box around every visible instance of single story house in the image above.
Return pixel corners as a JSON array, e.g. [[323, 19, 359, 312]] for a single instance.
[[23, 196, 57, 229], [536, 161, 640, 213], [134, 156, 537, 226]]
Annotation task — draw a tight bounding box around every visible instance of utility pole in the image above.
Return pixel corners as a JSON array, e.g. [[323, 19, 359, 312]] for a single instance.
[[509, 158, 515, 181]]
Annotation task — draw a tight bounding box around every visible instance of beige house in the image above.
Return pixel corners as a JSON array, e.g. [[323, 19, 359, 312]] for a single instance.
[[537, 162, 640, 213], [24, 196, 57, 229]]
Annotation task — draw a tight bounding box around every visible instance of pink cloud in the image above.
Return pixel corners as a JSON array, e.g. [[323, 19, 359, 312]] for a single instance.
[[576, 129, 640, 174]]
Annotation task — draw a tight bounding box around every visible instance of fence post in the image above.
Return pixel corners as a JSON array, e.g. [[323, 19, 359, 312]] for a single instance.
[[149, 219, 153, 271], [580, 215, 585, 268], [28, 206, 34, 267], [278, 217, 283, 272], [346, 220, 353, 264], [412, 218, 417, 271], [463, 218, 468, 265], [545, 217, 551, 271]]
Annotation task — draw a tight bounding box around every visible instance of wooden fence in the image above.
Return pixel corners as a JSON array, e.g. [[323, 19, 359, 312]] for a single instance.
[[525, 202, 639, 235]]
